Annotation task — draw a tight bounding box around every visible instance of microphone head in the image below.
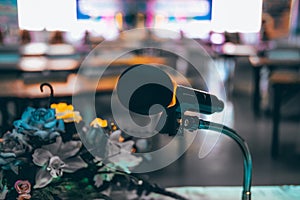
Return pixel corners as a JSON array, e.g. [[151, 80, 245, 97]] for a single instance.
[[116, 64, 175, 115]]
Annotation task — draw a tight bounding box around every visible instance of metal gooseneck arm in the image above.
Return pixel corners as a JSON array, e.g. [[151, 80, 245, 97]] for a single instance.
[[182, 115, 252, 200]]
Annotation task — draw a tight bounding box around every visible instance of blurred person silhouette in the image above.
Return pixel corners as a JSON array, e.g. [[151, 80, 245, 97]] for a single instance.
[[20, 29, 31, 45], [49, 31, 65, 44], [0, 27, 3, 45], [261, 0, 292, 41], [82, 30, 91, 45]]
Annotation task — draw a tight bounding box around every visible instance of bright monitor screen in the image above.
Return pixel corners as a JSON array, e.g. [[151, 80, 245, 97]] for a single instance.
[[17, 0, 76, 31], [76, 0, 120, 20], [150, 0, 263, 39], [153, 0, 212, 20]]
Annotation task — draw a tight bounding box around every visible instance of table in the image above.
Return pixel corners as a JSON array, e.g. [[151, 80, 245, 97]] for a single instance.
[[116, 185, 300, 200], [0, 69, 186, 131], [0, 43, 83, 75], [216, 43, 257, 57], [249, 55, 300, 115], [212, 43, 257, 99], [146, 185, 300, 200], [81, 55, 168, 68], [19, 43, 78, 57], [0, 55, 81, 74], [249, 52, 300, 158], [0, 73, 118, 131], [269, 72, 300, 158], [0, 53, 167, 73], [79, 54, 168, 77]]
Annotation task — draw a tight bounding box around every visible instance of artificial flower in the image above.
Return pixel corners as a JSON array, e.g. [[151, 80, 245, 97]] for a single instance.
[[14, 180, 31, 194], [1, 130, 31, 156], [13, 107, 64, 142], [0, 186, 7, 200], [51, 103, 82, 123], [90, 118, 108, 128], [84, 125, 108, 149], [93, 163, 116, 188], [0, 84, 183, 200], [14, 107, 56, 130], [90, 128, 142, 187], [92, 130, 142, 174], [32, 137, 87, 188], [0, 152, 22, 174], [14, 180, 32, 200], [0, 172, 8, 199]]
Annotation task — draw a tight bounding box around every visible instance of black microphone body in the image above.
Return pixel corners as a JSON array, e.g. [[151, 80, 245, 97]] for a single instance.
[[116, 64, 224, 115], [175, 85, 224, 115], [116, 64, 224, 135]]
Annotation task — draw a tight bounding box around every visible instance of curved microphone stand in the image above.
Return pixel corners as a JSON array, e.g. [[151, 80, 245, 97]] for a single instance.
[[182, 115, 252, 200]]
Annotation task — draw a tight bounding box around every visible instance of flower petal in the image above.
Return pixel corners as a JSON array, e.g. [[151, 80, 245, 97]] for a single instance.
[[58, 140, 82, 160], [0, 184, 8, 199], [44, 120, 57, 129], [0, 152, 16, 158], [0, 158, 7, 165], [33, 130, 50, 140], [63, 156, 87, 173], [110, 130, 122, 142], [119, 141, 135, 152], [109, 153, 142, 173], [49, 131, 60, 140], [9, 163, 19, 174], [42, 136, 62, 155], [93, 174, 103, 188], [34, 169, 53, 189], [32, 149, 52, 166], [20, 107, 34, 123], [86, 128, 108, 155], [57, 120, 65, 132], [13, 120, 36, 131]]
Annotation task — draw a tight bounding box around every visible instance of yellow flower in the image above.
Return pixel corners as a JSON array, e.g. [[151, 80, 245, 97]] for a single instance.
[[90, 118, 108, 128], [51, 103, 82, 123], [51, 103, 73, 113]]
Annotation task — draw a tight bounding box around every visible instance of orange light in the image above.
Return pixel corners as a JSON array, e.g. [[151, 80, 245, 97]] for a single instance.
[[115, 12, 123, 31], [154, 14, 165, 27], [131, 148, 137, 153], [110, 122, 118, 131], [167, 81, 177, 108], [119, 136, 125, 143], [136, 12, 145, 28]]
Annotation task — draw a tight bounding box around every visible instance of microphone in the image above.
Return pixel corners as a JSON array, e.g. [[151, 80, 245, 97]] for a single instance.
[[115, 65, 252, 199], [116, 64, 224, 115]]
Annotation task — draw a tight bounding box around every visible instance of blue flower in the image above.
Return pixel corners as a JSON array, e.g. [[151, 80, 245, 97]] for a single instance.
[[13, 107, 64, 141]]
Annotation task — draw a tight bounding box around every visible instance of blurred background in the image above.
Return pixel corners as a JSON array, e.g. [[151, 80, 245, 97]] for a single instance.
[[0, 0, 299, 189]]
